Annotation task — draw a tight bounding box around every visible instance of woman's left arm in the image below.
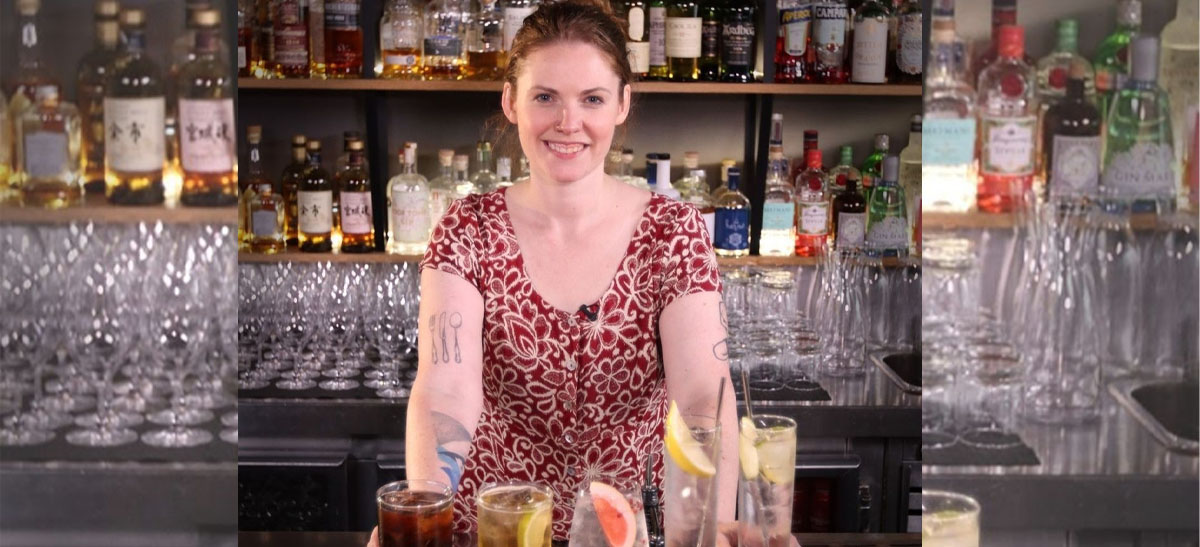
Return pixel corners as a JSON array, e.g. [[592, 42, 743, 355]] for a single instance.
[[660, 290, 738, 524]]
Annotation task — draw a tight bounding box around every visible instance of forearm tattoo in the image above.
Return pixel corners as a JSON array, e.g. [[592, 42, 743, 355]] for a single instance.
[[712, 301, 729, 362], [431, 411, 472, 492], [428, 311, 464, 365]]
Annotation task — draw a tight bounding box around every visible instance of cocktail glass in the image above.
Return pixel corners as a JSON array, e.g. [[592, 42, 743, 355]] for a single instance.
[[921, 490, 980, 547], [377, 480, 454, 547], [737, 415, 796, 547], [568, 475, 649, 547], [662, 402, 720, 547], [477, 481, 553, 547]]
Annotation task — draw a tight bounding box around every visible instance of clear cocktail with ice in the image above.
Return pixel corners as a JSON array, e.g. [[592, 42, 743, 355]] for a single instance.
[[737, 415, 796, 547], [662, 401, 721, 547], [922, 490, 980, 547], [567, 475, 649, 547]]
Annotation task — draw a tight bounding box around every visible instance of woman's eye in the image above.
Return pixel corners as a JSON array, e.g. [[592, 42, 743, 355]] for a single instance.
[[535, 94, 552, 102], [585, 96, 604, 105]]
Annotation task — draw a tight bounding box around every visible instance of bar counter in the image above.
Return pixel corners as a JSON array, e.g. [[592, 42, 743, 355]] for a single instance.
[[236, 531, 923, 547]]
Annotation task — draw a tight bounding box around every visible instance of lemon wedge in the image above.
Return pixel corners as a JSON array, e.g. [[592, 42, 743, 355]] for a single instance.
[[517, 505, 551, 547], [738, 417, 759, 480], [664, 401, 717, 478], [756, 427, 795, 485]]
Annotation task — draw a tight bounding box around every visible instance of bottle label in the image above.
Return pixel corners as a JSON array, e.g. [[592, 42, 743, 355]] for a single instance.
[[866, 215, 907, 252], [1101, 142, 1176, 197], [324, 0, 360, 29], [897, 13, 922, 75], [628, 7, 646, 41], [424, 35, 462, 57], [179, 99, 236, 174], [23, 132, 68, 179], [701, 210, 715, 244], [721, 21, 755, 68], [702, 19, 719, 60], [781, 6, 811, 57], [813, 3, 846, 68], [1050, 134, 1101, 197], [429, 188, 453, 220], [385, 53, 418, 67], [762, 201, 795, 231], [836, 212, 865, 249], [850, 17, 887, 83], [649, 7, 666, 66], [628, 42, 651, 73], [238, 46, 247, 69], [252, 209, 280, 237], [503, 7, 536, 51], [103, 97, 165, 173], [274, 1, 309, 67], [299, 190, 334, 233], [392, 191, 431, 242], [981, 115, 1036, 175], [715, 208, 750, 251], [799, 200, 828, 235], [923, 118, 976, 166], [665, 17, 702, 59], [340, 190, 373, 234]]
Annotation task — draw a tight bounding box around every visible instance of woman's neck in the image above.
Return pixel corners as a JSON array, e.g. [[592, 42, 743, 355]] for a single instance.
[[518, 163, 615, 225]]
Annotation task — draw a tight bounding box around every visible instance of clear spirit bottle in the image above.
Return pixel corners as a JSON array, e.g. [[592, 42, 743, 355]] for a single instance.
[[1101, 36, 1176, 212], [503, 0, 539, 54], [832, 174, 866, 252], [860, 133, 889, 200], [105, 8, 166, 205], [428, 148, 456, 220], [759, 150, 795, 256], [647, 0, 669, 80], [471, 141, 499, 193], [811, 0, 847, 84], [923, 2, 976, 213], [827, 145, 860, 195], [77, 0, 120, 194], [280, 134, 308, 246], [1094, 0, 1141, 121], [794, 149, 828, 257], [496, 156, 514, 188], [898, 114, 921, 240], [423, 0, 467, 80], [621, 150, 649, 189], [666, 0, 702, 81], [466, 0, 505, 80], [339, 139, 375, 253], [272, 0, 310, 78], [388, 142, 432, 255], [452, 153, 475, 197], [380, 0, 424, 79], [850, 0, 890, 83], [714, 167, 750, 257], [17, 86, 82, 209], [178, 9, 238, 207], [976, 25, 1036, 213], [1160, 0, 1198, 196], [1042, 63, 1101, 204], [892, 0, 922, 85], [245, 126, 286, 254], [618, 0, 650, 78], [674, 151, 715, 240], [774, 0, 811, 82], [324, 0, 364, 78], [1035, 19, 1095, 111], [865, 156, 907, 258], [299, 141, 334, 252]]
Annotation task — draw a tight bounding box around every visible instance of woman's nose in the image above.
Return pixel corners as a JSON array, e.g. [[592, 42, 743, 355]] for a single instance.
[[555, 105, 582, 134]]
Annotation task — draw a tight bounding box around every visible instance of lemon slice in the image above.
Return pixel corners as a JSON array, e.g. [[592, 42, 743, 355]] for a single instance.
[[664, 401, 716, 478], [756, 428, 795, 485], [518, 505, 552, 547], [738, 417, 759, 480]]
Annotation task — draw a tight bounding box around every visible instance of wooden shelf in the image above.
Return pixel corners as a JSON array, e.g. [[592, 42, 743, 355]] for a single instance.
[[925, 211, 1200, 231], [241, 250, 912, 268], [237, 78, 922, 97], [0, 194, 237, 225]]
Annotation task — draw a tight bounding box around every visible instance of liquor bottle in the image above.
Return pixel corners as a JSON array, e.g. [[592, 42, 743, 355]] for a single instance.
[[1160, 0, 1199, 193], [1102, 36, 1175, 212], [428, 148, 456, 220], [976, 25, 1036, 213], [496, 156, 514, 188], [666, 0, 702, 81], [238, 0, 253, 77], [718, 0, 756, 83], [812, 0, 848, 84], [272, 0, 310, 78], [105, 8, 166, 205], [859, 133, 888, 200], [517, 156, 531, 184], [827, 145, 860, 194], [711, 158, 737, 201], [16, 86, 82, 209], [865, 156, 906, 257], [698, 0, 720, 81], [8, 0, 60, 112], [245, 127, 286, 254], [622, 149, 649, 189], [1036, 19, 1096, 112], [620, 0, 650, 79], [77, 0, 122, 194], [832, 174, 866, 252], [311, 0, 326, 77], [714, 167, 750, 257], [252, 0, 273, 78], [380, 0, 424, 79], [647, 153, 681, 199], [340, 140, 376, 252], [280, 135, 308, 246], [892, 0, 921, 84], [775, 0, 811, 82], [171, 1, 230, 88], [898, 114, 920, 232], [924, 2, 976, 213], [325, 0, 364, 78], [767, 112, 789, 177], [503, 0, 539, 53], [388, 142, 431, 254], [675, 151, 715, 239], [452, 153, 475, 197], [337, 131, 367, 173], [298, 141, 334, 252], [969, 0, 1032, 83], [648, 0, 669, 80], [423, 0, 467, 80], [0, 91, 11, 192], [1042, 61, 1101, 204], [240, 126, 265, 248], [178, 9, 238, 207], [471, 141, 498, 193], [795, 149, 828, 257], [1094, 0, 1142, 120], [791, 129, 818, 183], [760, 150, 796, 256], [466, 0, 505, 80], [850, 0, 889, 84]]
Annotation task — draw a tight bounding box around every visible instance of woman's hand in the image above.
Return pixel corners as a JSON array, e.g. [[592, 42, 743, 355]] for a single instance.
[[366, 526, 379, 547], [716, 521, 802, 547]]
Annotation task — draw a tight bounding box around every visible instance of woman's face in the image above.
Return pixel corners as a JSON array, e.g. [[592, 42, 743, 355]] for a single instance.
[[503, 41, 631, 185]]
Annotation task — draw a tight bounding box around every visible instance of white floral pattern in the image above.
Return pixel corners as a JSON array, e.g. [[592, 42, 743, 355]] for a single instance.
[[420, 188, 721, 539]]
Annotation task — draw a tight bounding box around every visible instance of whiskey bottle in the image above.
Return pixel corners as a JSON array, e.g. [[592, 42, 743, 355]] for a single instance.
[[503, 0, 539, 53], [865, 156, 907, 257], [17, 86, 82, 209], [453, 153, 475, 197], [310, 0, 326, 78], [714, 167, 750, 257], [832, 174, 866, 252], [698, 0, 720, 81], [812, 0, 848, 83], [1042, 62, 1100, 205], [238, 0, 253, 77], [850, 0, 889, 83], [470, 141, 498, 193], [0, 91, 11, 193], [423, 0, 467, 80], [428, 148, 456, 220], [647, 0, 669, 80], [240, 125, 266, 248], [325, 0, 364, 78], [466, 0, 505, 80], [105, 8, 166, 205], [252, 0, 273, 78], [244, 126, 285, 254], [759, 150, 796, 256], [171, 1, 230, 105], [720, 0, 756, 83], [893, 0, 922, 84], [665, 0, 702, 81], [280, 134, 308, 246], [338, 139, 374, 252], [775, 0, 811, 82], [298, 141, 334, 252], [178, 9, 238, 207], [77, 0, 122, 194], [794, 149, 828, 257], [272, 0, 310, 78], [1160, 0, 1198, 194], [8, 0, 60, 194], [380, 0, 424, 79], [619, 0, 650, 79], [387, 142, 431, 255]]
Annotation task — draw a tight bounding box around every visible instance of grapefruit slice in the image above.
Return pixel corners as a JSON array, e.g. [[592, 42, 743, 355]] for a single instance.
[[589, 481, 636, 547]]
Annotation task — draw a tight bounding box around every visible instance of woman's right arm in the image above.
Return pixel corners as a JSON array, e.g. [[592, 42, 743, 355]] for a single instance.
[[404, 268, 486, 492]]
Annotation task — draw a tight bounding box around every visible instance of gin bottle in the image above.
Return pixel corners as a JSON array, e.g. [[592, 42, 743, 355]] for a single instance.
[[299, 141, 335, 253], [1035, 19, 1095, 112], [466, 0, 505, 80], [923, 2, 976, 213], [976, 25, 1036, 213], [245, 127, 286, 254], [1042, 62, 1101, 204], [714, 167, 750, 258], [811, 0, 847, 83], [388, 142, 432, 255], [1101, 36, 1175, 212], [759, 150, 796, 256], [774, 0, 811, 82], [827, 145, 860, 195], [17, 86, 82, 209], [892, 0, 922, 84], [850, 0, 890, 84], [647, 153, 680, 200], [860, 133, 889, 200], [1094, 0, 1141, 120], [794, 149, 828, 257], [832, 174, 866, 252], [339, 139, 375, 253], [898, 115, 921, 234], [178, 9, 238, 207], [1160, 0, 1199, 193], [865, 156, 907, 258], [423, 0, 467, 79], [380, 0, 424, 79], [666, 0, 702, 81], [105, 8, 166, 205], [280, 135, 309, 246], [969, 0, 1032, 82], [452, 153, 475, 197], [428, 148, 456, 220], [77, 0, 121, 194], [470, 141, 498, 193]]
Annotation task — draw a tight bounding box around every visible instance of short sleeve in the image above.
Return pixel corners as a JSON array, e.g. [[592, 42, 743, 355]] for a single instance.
[[420, 196, 484, 291], [659, 202, 723, 309]]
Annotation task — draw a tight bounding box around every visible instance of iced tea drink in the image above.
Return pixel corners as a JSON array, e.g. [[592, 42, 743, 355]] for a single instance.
[[476, 481, 553, 547], [377, 480, 454, 547]]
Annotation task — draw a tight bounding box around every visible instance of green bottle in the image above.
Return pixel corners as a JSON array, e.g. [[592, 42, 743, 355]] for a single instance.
[[1094, 0, 1141, 120], [860, 133, 889, 202], [1100, 36, 1175, 212], [698, 0, 721, 81], [865, 155, 907, 258]]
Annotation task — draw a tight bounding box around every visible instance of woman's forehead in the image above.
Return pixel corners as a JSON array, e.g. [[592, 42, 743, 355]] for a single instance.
[[516, 41, 621, 91]]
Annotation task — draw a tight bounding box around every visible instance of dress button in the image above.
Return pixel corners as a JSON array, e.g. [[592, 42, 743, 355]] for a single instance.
[[566, 466, 576, 477], [564, 401, 574, 411], [563, 432, 575, 445], [565, 359, 576, 371]]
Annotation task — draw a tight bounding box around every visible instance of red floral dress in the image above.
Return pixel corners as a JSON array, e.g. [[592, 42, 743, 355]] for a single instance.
[[419, 188, 722, 539]]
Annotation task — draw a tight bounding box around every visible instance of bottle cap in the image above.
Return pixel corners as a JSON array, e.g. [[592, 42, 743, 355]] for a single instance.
[[839, 145, 854, 164], [438, 149, 454, 165], [307, 140, 322, 151], [478, 140, 492, 152], [805, 149, 822, 169], [1131, 35, 1158, 83], [402, 142, 417, 164], [17, 0, 39, 16], [910, 114, 922, 133], [348, 140, 364, 151], [194, 8, 220, 27], [803, 130, 818, 146], [996, 25, 1025, 59], [874, 133, 890, 151], [993, 0, 1016, 9], [96, 0, 120, 18], [292, 135, 307, 146], [883, 155, 899, 183], [120, 8, 145, 26], [1117, 0, 1142, 26], [453, 154, 469, 170], [247, 125, 262, 143], [769, 149, 784, 161], [1056, 19, 1078, 52], [684, 151, 699, 169], [621, 151, 634, 162]]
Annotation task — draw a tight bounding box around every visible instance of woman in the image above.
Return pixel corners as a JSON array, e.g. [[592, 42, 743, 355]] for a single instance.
[[370, 0, 736, 543]]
